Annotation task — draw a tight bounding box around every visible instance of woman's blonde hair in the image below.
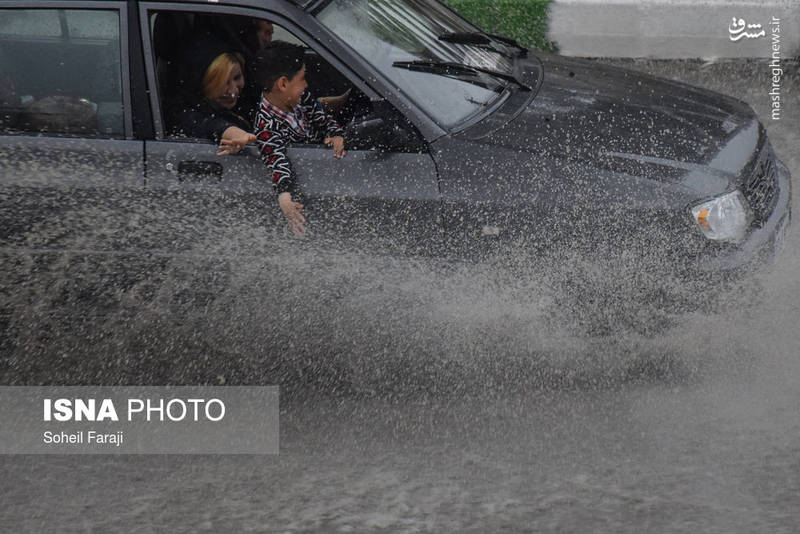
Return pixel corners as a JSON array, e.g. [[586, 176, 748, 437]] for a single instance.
[[202, 52, 245, 101]]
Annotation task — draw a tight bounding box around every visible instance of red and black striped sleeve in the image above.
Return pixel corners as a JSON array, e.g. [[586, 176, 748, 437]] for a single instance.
[[302, 92, 344, 140], [254, 113, 294, 196]]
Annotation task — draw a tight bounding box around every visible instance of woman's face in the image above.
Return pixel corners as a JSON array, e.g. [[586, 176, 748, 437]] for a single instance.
[[212, 63, 244, 109]]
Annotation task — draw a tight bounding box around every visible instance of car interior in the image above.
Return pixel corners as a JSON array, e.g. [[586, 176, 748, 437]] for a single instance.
[[151, 13, 365, 135], [0, 8, 425, 151], [0, 8, 125, 137], [149, 11, 425, 152]]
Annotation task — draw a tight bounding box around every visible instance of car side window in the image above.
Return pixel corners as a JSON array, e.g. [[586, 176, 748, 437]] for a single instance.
[[149, 12, 313, 141], [0, 8, 124, 138], [147, 10, 424, 152]]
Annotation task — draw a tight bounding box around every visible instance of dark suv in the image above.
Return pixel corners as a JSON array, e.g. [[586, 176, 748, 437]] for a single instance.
[[0, 0, 792, 289]]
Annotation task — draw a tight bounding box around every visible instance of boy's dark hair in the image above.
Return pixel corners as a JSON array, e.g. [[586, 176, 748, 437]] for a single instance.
[[251, 40, 305, 91]]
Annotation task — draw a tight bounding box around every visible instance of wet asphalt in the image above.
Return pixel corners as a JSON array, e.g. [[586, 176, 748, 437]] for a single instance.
[[1, 58, 799, 533]]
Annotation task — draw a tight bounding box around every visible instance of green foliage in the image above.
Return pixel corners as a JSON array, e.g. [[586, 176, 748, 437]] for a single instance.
[[442, 0, 554, 51]]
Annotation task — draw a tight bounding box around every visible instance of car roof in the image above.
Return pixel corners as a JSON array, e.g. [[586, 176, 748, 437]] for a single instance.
[[60, 0, 315, 9], [136, 0, 315, 8]]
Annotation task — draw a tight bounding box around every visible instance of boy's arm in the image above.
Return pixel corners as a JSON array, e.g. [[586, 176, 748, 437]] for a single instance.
[[254, 114, 294, 196], [303, 91, 344, 140], [254, 113, 306, 236]]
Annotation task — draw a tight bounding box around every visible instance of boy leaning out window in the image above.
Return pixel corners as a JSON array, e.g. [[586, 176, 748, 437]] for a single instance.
[[251, 41, 346, 237]]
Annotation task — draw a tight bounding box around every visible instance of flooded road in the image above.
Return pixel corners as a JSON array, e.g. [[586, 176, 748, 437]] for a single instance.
[[1, 59, 799, 532]]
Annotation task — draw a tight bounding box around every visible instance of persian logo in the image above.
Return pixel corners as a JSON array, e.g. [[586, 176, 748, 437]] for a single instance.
[[729, 15, 786, 121], [728, 17, 766, 41]]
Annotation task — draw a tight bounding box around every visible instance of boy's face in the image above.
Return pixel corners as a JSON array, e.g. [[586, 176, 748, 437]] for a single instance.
[[281, 64, 307, 110]]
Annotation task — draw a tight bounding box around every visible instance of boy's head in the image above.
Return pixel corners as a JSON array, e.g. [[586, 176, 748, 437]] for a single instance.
[[252, 41, 307, 109]]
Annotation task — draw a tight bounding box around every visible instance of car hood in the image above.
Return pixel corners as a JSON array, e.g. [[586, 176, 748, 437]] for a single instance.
[[457, 55, 759, 185]]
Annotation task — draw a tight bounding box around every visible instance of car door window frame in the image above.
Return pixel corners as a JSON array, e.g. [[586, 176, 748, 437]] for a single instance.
[[0, 0, 134, 140], [139, 2, 388, 143]]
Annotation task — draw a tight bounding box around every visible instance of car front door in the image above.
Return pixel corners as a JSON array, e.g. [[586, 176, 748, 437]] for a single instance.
[[289, 137, 442, 252], [139, 3, 441, 257]]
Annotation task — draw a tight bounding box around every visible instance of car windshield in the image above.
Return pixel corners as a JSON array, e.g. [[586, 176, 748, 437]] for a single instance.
[[317, 0, 513, 128]]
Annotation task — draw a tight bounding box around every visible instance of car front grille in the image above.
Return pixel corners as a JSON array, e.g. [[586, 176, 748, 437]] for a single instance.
[[742, 144, 779, 225]]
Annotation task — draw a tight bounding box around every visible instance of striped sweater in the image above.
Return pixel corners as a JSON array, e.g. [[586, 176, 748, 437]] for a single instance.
[[253, 91, 344, 196]]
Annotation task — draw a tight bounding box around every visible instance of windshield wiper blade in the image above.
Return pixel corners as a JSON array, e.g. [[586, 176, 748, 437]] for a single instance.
[[392, 60, 529, 90], [483, 33, 528, 56], [438, 31, 527, 57]]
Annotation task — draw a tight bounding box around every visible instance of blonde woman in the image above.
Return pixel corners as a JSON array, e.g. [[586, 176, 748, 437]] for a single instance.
[[169, 39, 256, 155]]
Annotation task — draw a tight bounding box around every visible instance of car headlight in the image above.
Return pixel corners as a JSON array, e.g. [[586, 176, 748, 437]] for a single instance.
[[690, 190, 751, 243]]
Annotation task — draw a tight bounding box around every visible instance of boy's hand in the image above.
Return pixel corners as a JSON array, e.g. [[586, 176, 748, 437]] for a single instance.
[[278, 192, 306, 237], [324, 136, 346, 159]]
